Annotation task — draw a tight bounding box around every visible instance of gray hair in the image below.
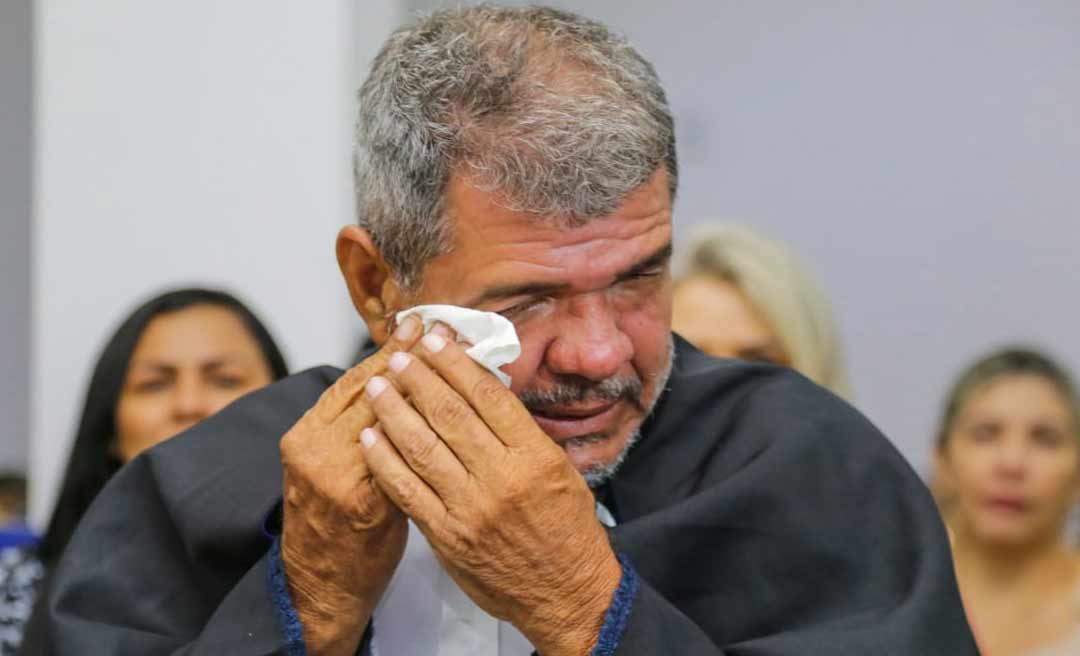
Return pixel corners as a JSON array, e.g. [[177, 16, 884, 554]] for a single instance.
[[354, 4, 678, 291]]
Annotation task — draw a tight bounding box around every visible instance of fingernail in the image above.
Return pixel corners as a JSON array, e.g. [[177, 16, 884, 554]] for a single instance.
[[388, 351, 411, 373], [422, 333, 446, 353], [395, 315, 418, 340], [430, 322, 453, 338], [366, 376, 389, 399], [360, 428, 377, 449]]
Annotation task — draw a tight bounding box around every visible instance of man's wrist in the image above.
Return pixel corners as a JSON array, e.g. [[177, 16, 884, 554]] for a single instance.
[[528, 549, 624, 656], [277, 538, 372, 656], [588, 553, 639, 656], [292, 594, 369, 656]]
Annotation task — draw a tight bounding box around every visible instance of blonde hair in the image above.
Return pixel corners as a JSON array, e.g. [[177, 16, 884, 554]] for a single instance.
[[677, 224, 853, 399]]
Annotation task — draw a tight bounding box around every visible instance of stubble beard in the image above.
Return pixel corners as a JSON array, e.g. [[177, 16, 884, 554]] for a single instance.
[[565, 335, 676, 488]]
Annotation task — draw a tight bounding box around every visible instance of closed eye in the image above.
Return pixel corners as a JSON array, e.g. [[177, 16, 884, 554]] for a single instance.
[[497, 298, 547, 319], [1031, 425, 1065, 448], [133, 379, 170, 393], [969, 423, 1001, 442], [624, 266, 665, 280]]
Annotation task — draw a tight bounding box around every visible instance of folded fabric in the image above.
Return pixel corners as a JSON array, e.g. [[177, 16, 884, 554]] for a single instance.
[[395, 305, 522, 387]]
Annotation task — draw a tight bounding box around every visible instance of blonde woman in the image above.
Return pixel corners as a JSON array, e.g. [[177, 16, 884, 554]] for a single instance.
[[933, 347, 1080, 656], [671, 224, 852, 398]]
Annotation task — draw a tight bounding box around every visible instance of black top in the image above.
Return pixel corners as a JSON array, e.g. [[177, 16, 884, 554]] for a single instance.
[[24, 337, 979, 654]]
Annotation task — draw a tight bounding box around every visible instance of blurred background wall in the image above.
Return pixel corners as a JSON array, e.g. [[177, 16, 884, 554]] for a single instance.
[[0, 0, 33, 476], [27, 0, 399, 525], [4, 1, 1078, 527]]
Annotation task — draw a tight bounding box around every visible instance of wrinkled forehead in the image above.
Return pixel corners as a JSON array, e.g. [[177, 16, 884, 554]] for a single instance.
[[416, 169, 674, 302]]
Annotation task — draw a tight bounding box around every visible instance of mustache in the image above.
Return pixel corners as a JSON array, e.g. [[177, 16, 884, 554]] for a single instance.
[[519, 374, 645, 413]]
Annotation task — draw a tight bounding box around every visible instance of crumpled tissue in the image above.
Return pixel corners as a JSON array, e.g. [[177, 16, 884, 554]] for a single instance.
[[395, 305, 522, 387]]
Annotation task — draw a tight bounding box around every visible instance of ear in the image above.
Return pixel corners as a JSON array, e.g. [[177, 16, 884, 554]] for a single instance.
[[931, 445, 955, 509], [336, 225, 405, 345]]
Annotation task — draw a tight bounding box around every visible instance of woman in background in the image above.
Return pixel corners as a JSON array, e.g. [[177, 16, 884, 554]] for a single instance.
[[933, 347, 1080, 655], [2, 288, 288, 655], [671, 224, 852, 398]]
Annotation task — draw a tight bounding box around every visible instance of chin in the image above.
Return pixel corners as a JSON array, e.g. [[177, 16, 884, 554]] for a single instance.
[[562, 427, 641, 488], [971, 518, 1052, 548], [563, 434, 625, 469]]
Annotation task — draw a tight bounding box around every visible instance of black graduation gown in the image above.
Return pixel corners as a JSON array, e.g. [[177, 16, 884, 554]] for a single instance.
[[24, 338, 979, 654]]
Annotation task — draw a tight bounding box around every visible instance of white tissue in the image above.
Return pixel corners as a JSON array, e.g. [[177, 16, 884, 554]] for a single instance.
[[395, 305, 522, 387]]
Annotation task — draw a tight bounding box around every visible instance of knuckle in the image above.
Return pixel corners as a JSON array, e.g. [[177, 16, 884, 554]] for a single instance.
[[317, 381, 349, 411], [279, 429, 302, 462], [350, 480, 385, 528], [390, 475, 423, 513], [537, 446, 570, 473], [326, 359, 380, 398], [404, 429, 440, 466], [445, 519, 482, 558], [441, 343, 468, 367], [352, 355, 382, 378], [431, 396, 470, 427], [283, 484, 304, 510], [472, 376, 511, 408], [501, 476, 528, 506]]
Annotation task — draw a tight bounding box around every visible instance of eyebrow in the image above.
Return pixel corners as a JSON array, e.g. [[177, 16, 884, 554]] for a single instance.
[[129, 357, 246, 373], [464, 240, 673, 308]]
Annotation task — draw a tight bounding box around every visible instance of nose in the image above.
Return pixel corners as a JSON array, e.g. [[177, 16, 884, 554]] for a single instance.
[[171, 376, 212, 425], [991, 433, 1029, 479], [543, 293, 634, 382]]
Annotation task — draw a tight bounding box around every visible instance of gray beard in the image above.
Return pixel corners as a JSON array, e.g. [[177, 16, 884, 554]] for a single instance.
[[574, 335, 676, 488]]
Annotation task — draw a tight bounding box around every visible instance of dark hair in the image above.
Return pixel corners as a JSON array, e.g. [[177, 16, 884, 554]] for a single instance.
[[37, 288, 289, 566], [935, 346, 1080, 450]]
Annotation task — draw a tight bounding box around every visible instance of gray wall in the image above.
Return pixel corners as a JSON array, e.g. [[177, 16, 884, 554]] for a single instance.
[[406, 0, 1080, 473], [0, 0, 32, 474]]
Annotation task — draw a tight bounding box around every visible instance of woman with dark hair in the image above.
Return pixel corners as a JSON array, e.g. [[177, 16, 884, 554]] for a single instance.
[[0, 288, 288, 655], [932, 347, 1080, 655]]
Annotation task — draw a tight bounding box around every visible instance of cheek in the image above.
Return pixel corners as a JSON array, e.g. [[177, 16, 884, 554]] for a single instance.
[[620, 301, 671, 373], [505, 337, 548, 394], [113, 397, 170, 455], [943, 448, 992, 497], [1033, 457, 1080, 502], [115, 398, 156, 438]]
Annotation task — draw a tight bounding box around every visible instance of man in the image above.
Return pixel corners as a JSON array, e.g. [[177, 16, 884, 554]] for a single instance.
[[27, 6, 978, 655]]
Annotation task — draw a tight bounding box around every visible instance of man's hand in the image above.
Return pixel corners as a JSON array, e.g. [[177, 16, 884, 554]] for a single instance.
[[360, 330, 622, 656], [278, 316, 424, 656]]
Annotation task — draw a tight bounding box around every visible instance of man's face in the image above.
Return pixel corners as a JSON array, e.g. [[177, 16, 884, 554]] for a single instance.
[[409, 169, 674, 480]]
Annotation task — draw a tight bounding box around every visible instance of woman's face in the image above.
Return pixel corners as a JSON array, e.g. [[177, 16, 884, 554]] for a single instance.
[[670, 274, 788, 364], [938, 374, 1080, 549], [113, 304, 276, 462]]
